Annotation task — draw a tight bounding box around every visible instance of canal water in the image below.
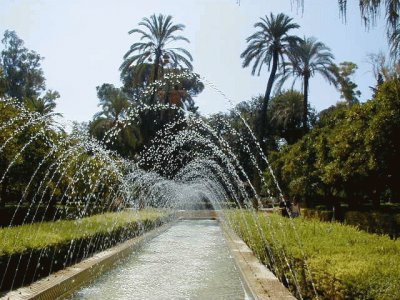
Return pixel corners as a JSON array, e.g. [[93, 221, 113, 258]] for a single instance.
[[69, 219, 249, 300]]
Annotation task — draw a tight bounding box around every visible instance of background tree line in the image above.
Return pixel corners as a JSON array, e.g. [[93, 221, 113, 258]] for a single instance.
[[0, 31, 123, 218], [1, 7, 399, 215], [210, 10, 399, 211], [0, 14, 204, 213]]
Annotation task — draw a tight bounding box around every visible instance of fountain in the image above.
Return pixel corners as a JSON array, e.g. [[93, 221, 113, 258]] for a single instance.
[[0, 72, 313, 299]]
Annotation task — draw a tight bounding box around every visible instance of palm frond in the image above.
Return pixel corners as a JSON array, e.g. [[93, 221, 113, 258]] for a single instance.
[[122, 13, 192, 84], [241, 12, 299, 80]]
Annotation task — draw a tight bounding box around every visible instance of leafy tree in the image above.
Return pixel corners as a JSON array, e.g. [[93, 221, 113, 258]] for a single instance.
[[368, 52, 400, 82], [355, 0, 400, 59], [120, 14, 193, 94], [366, 79, 400, 205], [317, 102, 349, 128], [0, 30, 46, 102], [206, 96, 275, 197], [337, 0, 399, 30], [330, 61, 361, 105], [0, 67, 6, 97], [266, 78, 400, 209], [122, 66, 203, 114], [0, 100, 60, 207], [240, 13, 300, 149], [276, 37, 336, 131]]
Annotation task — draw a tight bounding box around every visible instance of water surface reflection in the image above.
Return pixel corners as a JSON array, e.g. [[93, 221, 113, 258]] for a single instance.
[[69, 220, 247, 300]]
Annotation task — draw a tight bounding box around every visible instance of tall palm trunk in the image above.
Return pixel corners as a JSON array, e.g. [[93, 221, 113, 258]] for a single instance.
[[254, 51, 279, 195], [152, 62, 159, 82], [150, 51, 161, 105], [153, 46, 163, 81], [259, 50, 279, 152], [303, 74, 310, 132]]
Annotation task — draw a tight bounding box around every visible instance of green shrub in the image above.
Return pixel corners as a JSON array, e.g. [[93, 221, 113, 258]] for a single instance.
[[225, 210, 400, 299], [345, 211, 400, 238], [0, 209, 168, 256], [0, 209, 172, 292]]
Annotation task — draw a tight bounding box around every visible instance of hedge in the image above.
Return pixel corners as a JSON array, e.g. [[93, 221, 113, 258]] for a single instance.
[[0, 209, 172, 292], [344, 211, 400, 238], [302, 208, 333, 222], [0, 205, 105, 228], [225, 210, 400, 299], [302, 208, 400, 238]]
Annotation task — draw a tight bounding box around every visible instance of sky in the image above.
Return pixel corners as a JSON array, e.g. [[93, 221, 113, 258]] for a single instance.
[[0, 0, 388, 123]]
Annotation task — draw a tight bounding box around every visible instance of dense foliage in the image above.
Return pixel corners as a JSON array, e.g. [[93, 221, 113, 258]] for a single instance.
[[0, 100, 60, 206], [0, 98, 126, 216], [265, 79, 400, 208]]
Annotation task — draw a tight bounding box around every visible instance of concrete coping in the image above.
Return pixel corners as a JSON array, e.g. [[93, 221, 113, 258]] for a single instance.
[[221, 222, 296, 300]]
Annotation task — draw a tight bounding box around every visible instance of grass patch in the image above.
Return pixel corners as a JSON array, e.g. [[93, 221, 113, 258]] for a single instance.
[[225, 210, 400, 299], [0, 209, 172, 292], [0, 209, 168, 256]]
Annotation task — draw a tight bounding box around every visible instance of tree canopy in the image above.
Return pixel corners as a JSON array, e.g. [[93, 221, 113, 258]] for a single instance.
[[0, 30, 46, 102], [330, 61, 361, 105], [265, 78, 400, 208]]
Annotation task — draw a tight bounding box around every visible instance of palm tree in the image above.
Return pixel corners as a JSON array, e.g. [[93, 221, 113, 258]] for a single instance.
[[94, 84, 129, 123], [240, 13, 300, 148], [25, 90, 62, 118], [276, 37, 336, 131], [269, 90, 315, 144], [120, 14, 193, 89], [270, 90, 303, 127], [90, 84, 142, 157]]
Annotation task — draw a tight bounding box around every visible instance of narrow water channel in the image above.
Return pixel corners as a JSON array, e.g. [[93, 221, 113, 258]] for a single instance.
[[69, 219, 249, 300]]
